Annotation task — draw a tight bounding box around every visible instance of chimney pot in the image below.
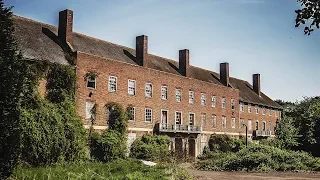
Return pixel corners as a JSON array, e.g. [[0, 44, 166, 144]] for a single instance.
[[136, 35, 148, 67], [253, 74, 261, 96], [58, 9, 73, 45], [179, 49, 190, 77], [220, 62, 230, 86]]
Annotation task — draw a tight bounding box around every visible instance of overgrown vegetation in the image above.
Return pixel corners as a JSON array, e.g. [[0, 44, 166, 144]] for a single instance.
[[130, 135, 171, 162], [12, 159, 192, 180], [207, 134, 246, 153], [90, 103, 128, 162]]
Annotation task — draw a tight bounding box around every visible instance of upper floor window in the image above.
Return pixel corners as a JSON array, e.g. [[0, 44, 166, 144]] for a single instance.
[[231, 117, 236, 128], [240, 102, 244, 112], [262, 108, 266, 115], [201, 113, 207, 127], [87, 76, 96, 89], [189, 113, 195, 125], [128, 107, 135, 121], [231, 98, 236, 110], [222, 98, 226, 108], [145, 83, 152, 98], [262, 121, 266, 131], [108, 76, 117, 92], [222, 116, 227, 128], [212, 115, 217, 128], [161, 86, 168, 100], [128, 79, 136, 95], [255, 120, 259, 130], [240, 119, 244, 129], [248, 104, 252, 113], [212, 96, 216, 108], [175, 112, 182, 125], [145, 108, 152, 122], [248, 120, 252, 130], [255, 105, 259, 114], [189, 91, 194, 104], [176, 89, 182, 102], [201, 93, 206, 106], [85, 101, 95, 120]]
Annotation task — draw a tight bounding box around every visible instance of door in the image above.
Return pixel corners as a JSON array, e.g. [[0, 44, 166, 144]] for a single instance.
[[188, 138, 196, 158], [161, 110, 168, 124]]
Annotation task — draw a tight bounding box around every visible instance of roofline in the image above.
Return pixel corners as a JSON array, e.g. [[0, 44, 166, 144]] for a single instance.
[[239, 99, 283, 110]]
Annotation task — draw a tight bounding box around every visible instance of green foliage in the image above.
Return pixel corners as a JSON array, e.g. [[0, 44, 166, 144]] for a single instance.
[[295, 0, 320, 35], [105, 102, 128, 135], [12, 159, 192, 180], [130, 135, 171, 162], [0, 1, 26, 178], [90, 130, 127, 162], [197, 143, 320, 172], [208, 134, 246, 153], [274, 116, 300, 149]]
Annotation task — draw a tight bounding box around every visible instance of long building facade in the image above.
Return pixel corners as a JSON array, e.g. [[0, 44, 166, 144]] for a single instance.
[[13, 9, 282, 157]]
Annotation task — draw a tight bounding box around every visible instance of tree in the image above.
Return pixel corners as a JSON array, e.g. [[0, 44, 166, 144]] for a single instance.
[[274, 116, 300, 149], [0, 0, 26, 178], [295, 0, 320, 35]]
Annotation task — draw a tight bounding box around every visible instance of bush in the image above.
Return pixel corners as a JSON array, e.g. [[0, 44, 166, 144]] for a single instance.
[[208, 134, 246, 153], [90, 130, 127, 162], [130, 135, 171, 162], [197, 143, 320, 172]]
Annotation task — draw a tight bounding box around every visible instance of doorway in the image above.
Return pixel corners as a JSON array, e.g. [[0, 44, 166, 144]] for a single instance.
[[161, 110, 168, 124]]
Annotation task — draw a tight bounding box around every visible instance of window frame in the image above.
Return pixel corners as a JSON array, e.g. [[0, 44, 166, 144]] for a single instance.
[[161, 86, 168, 100], [108, 76, 117, 92], [240, 102, 244, 112], [248, 104, 252, 113], [86, 76, 96, 89], [262, 107, 266, 115], [240, 118, 244, 129], [201, 93, 206, 106], [189, 91, 195, 104], [248, 120, 252, 131], [255, 120, 259, 130], [255, 105, 259, 114], [201, 113, 207, 127], [188, 112, 195, 126], [128, 107, 136, 121], [222, 116, 227, 128], [145, 108, 152, 123], [176, 88, 182, 102], [212, 115, 217, 128], [222, 97, 226, 109], [231, 117, 236, 128], [231, 98, 236, 110], [212, 96, 216, 108], [175, 111, 182, 125], [128, 79, 136, 96], [145, 83, 153, 98], [85, 101, 95, 120]]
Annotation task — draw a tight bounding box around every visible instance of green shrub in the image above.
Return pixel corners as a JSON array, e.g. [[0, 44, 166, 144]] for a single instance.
[[130, 135, 170, 162], [208, 134, 246, 153]]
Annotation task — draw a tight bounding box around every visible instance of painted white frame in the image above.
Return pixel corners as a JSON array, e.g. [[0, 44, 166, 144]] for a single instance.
[[231, 117, 236, 128], [221, 97, 226, 109], [145, 108, 152, 123], [212, 114, 217, 128], [175, 88, 182, 102], [188, 112, 195, 125], [175, 111, 182, 125], [189, 91, 194, 104], [248, 120, 252, 130], [128, 79, 136, 96], [108, 76, 117, 92], [145, 83, 153, 98], [212, 96, 216, 108], [201, 93, 206, 106], [240, 102, 244, 112], [86, 76, 96, 89], [128, 107, 136, 121], [255, 120, 259, 130], [222, 116, 227, 128], [248, 104, 252, 113], [160, 109, 169, 124], [161, 86, 168, 100]]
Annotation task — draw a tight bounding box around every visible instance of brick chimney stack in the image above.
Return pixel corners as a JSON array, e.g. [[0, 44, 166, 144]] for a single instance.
[[136, 35, 148, 67], [58, 9, 73, 45], [179, 49, 190, 77], [253, 74, 261, 96], [220, 62, 229, 87]]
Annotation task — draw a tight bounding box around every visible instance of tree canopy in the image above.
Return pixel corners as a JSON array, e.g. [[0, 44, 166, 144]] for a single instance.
[[295, 0, 320, 35]]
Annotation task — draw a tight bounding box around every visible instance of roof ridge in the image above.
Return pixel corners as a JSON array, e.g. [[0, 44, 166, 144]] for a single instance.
[[12, 14, 57, 29]]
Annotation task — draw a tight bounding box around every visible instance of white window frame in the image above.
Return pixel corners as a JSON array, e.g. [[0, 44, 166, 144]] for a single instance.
[[176, 89, 182, 102], [231, 117, 236, 128], [145, 83, 152, 98], [85, 101, 95, 120], [108, 76, 117, 92], [255, 120, 259, 130], [188, 112, 195, 125], [86, 76, 96, 89], [145, 108, 152, 123], [175, 111, 182, 125], [161, 86, 168, 100], [231, 98, 236, 110], [222, 116, 227, 128], [128, 107, 136, 121], [222, 97, 226, 108], [262, 121, 266, 131], [240, 102, 244, 112], [189, 91, 194, 104], [248, 120, 252, 131], [255, 105, 259, 114], [160, 109, 169, 124], [201, 93, 206, 106], [212, 96, 216, 108], [128, 79, 136, 96], [212, 115, 217, 128], [240, 119, 244, 129], [262, 107, 266, 115], [201, 113, 206, 127], [248, 104, 252, 113]]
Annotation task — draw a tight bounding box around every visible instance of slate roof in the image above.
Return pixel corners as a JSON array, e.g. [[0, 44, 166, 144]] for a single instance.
[[12, 15, 282, 109]]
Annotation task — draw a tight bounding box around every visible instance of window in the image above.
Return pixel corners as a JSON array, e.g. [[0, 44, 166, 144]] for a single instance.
[[161, 110, 168, 124], [240, 119, 244, 129], [222, 116, 227, 128], [128, 107, 135, 121], [255, 105, 259, 114], [85, 101, 95, 120], [108, 76, 117, 92], [231, 118, 236, 128], [212, 115, 217, 128], [86, 76, 96, 89], [161, 86, 168, 100], [248, 104, 252, 113], [189, 91, 194, 104], [255, 120, 259, 130], [231, 99, 236, 110], [240, 102, 244, 112], [222, 98, 226, 108], [262, 121, 266, 131], [201, 113, 206, 127], [145, 83, 152, 98], [189, 113, 195, 125], [269, 109, 272, 116], [176, 89, 182, 102], [248, 120, 252, 130], [201, 93, 206, 106], [145, 108, 152, 122], [212, 96, 216, 107], [175, 112, 182, 125], [262, 108, 266, 115], [128, 79, 136, 95]]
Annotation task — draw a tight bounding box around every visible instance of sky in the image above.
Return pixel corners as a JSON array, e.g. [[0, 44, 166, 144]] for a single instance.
[[6, 0, 320, 102]]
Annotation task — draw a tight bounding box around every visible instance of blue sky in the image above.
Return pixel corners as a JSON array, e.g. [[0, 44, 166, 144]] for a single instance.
[[6, 0, 320, 102]]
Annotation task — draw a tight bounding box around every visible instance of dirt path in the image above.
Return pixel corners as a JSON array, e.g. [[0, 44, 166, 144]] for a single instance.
[[182, 164, 320, 180]]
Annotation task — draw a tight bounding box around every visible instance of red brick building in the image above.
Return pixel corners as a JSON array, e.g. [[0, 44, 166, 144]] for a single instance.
[[12, 9, 282, 157]]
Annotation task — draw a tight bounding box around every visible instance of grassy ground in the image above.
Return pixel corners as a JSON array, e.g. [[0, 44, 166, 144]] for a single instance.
[[10, 159, 192, 180]]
